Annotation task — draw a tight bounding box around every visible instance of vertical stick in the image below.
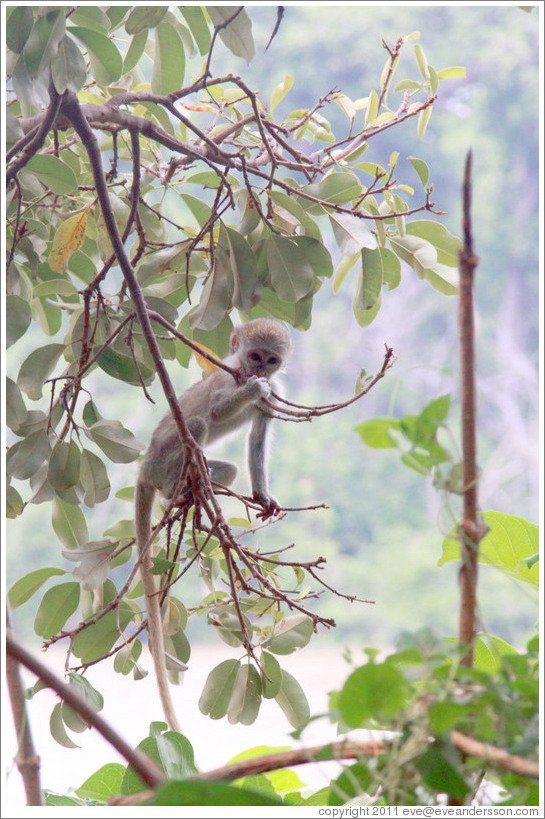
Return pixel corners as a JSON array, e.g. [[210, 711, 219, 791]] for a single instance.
[[457, 150, 482, 667]]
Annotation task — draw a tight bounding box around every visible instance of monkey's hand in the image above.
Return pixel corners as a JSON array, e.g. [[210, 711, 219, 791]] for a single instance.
[[246, 375, 271, 402], [253, 491, 281, 519]]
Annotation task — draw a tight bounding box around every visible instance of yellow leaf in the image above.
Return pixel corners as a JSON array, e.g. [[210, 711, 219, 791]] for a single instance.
[[192, 341, 221, 375], [49, 211, 88, 274]]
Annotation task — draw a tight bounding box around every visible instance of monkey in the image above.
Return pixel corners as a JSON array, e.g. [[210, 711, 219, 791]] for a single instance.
[[134, 318, 292, 732]]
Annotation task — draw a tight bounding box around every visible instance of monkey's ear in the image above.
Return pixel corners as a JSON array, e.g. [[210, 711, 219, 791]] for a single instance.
[[230, 328, 241, 353]]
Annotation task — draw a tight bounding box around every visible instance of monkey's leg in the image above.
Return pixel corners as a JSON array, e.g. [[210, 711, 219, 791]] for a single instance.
[[162, 417, 207, 499], [207, 459, 238, 487]]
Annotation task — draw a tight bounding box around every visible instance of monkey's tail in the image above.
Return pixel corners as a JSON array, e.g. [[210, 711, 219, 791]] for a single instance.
[[134, 480, 182, 734]]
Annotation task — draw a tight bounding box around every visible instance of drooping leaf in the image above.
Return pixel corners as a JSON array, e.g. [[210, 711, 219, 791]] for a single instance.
[[80, 449, 111, 507], [51, 34, 87, 93], [207, 7, 255, 63], [50, 701, 80, 749], [6, 7, 34, 53], [7, 430, 49, 480], [274, 669, 310, 730], [6, 295, 32, 348], [22, 10, 65, 77], [71, 603, 135, 663], [180, 6, 211, 55], [267, 235, 315, 302], [227, 663, 262, 725], [199, 658, 241, 720], [34, 581, 80, 639], [125, 7, 168, 35], [261, 651, 282, 699], [52, 496, 89, 550], [151, 22, 185, 95], [68, 26, 123, 85]]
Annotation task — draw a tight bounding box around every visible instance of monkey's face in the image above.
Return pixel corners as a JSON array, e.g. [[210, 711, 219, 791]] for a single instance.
[[242, 347, 282, 379]]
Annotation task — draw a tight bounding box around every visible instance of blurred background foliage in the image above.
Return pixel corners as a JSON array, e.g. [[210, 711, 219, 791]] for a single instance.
[[7, 4, 539, 650]]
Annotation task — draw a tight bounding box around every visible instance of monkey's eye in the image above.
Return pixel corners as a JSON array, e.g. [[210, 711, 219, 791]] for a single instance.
[[248, 352, 262, 363], [267, 356, 279, 366]]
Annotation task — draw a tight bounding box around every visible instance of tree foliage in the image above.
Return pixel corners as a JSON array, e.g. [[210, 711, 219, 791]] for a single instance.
[[5, 5, 539, 808]]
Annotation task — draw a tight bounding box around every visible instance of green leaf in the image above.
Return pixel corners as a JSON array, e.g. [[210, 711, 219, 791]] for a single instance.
[[199, 659, 241, 720], [52, 496, 89, 550], [22, 10, 65, 76], [221, 225, 259, 312], [34, 581, 80, 639], [86, 421, 145, 464], [437, 66, 466, 80], [408, 156, 430, 188], [68, 26, 123, 85], [80, 448, 111, 507], [180, 7, 211, 56], [355, 418, 401, 449], [152, 22, 185, 95], [268, 190, 322, 241], [125, 7, 167, 34], [48, 439, 81, 491], [8, 567, 67, 609], [6, 376, 28, 431], [301, 171, 362, 210], [473, 633, 518, 673], [274, 669, 310, 730], [261, 651, 282, 699], [414, 43, 428, 78], [417, 105, 433, 138], [439, 511, 539, 588], [292, 236, 333, 278], [417, 741, 470, 801], [406, 220, 462, 266], [50, 701, 80, 749], [263, 615, 314, 655], [328, 762, 373, 806], [6, 7, 34, 53], [266, 236, 315, 302], [97, 346, 154, 386], [152, 780, 282, 807], [339, 663, 411, 727], [25, 155, 78, 195], [51, 34, 88, 93], [123, 29, 148, 73], [390, 234, 437, 278], [122, 730, 197, 794], [6, 485, 25, 519], [227, 663, 262, 725], [330, 213, 377, 255], [75, 763, 126, 803], [271, 74, 294, 112], [72, 604, 134, 663], [7, 430, 49, 480], [356, 247, 384, 311], [207, 7, 255, 63]]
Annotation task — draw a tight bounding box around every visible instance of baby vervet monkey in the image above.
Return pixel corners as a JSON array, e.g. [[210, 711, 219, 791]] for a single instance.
[[134, 318, 292, 732]]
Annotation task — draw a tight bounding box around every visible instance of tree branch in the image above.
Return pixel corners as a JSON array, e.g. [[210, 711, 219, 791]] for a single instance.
[[5, 634, 165, 789], [457, 150, 486, 667]]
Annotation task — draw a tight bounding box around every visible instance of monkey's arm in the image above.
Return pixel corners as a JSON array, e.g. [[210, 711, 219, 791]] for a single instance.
[[210, 376, 270, 424], [247, 411, 278, 509]]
